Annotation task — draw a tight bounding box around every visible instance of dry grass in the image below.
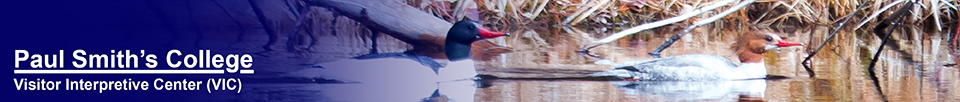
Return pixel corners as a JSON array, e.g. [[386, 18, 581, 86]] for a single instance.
[[403, 0, 960, 33]]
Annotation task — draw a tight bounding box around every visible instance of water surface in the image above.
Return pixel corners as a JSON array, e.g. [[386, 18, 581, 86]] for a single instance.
[[241, 25, 959, 102]]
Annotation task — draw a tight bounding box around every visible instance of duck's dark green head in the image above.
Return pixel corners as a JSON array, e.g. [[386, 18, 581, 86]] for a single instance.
[[446, 20, 508, 44], [445, 20, 509, 61]]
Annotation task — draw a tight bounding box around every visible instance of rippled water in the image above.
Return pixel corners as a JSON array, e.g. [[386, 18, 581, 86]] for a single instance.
[[240, 25, 959, 102]]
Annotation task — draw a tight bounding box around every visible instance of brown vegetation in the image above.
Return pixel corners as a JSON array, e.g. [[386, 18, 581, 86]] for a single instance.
[[409, 0, 957, 30]]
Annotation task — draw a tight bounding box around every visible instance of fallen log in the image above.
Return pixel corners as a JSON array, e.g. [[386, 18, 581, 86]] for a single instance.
[[303, 0, 450, 44]]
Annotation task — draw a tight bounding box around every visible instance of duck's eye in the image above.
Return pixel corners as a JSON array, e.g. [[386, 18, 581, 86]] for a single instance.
[[765, 37, 773, 41]]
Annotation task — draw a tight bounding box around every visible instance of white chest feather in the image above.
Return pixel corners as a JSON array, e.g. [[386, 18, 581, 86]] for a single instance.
[[438, 60, 478, 81], [728, 62, 767, 79]]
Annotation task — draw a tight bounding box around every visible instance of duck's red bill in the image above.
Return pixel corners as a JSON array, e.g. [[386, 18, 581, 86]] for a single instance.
[[478, 27, 508, 38], [776, 39, 802, 47]]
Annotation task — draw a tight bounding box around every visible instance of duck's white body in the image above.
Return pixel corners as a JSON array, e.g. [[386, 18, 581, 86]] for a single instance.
[[291, 58, 438, 83], [439, 60, 479, 81], [591, 54, 767, 81], [591, 30, 803, 81]]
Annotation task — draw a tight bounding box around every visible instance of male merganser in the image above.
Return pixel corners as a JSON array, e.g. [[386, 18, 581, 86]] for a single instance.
[[590, 30, 802, 81], [285, 20, 509, 83]]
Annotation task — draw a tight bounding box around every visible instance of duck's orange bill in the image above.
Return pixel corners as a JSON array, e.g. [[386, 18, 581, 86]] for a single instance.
[[776, 39, 803, 47], [479, 27, 509, 38]]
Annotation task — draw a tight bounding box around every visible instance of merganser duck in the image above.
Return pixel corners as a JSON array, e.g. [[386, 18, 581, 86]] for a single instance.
[[590, 30, 802, 81], [285, 20, 509, 83]]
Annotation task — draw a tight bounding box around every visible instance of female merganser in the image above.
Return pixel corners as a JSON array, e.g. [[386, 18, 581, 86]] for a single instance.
[[590, 30, 802, 81], [285, 20, 509, 83]]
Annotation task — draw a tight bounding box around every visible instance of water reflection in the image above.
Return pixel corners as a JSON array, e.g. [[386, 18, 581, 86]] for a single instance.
[[610, 80, 767, 101], [296, 80, 479, 102], [313, 83, 437, 101], [471, 79, 774, 102]]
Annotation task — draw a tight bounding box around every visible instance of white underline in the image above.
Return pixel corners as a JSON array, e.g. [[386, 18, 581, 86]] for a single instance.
[[13, 70, 255, 74], [240, 70, 254, 74]]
